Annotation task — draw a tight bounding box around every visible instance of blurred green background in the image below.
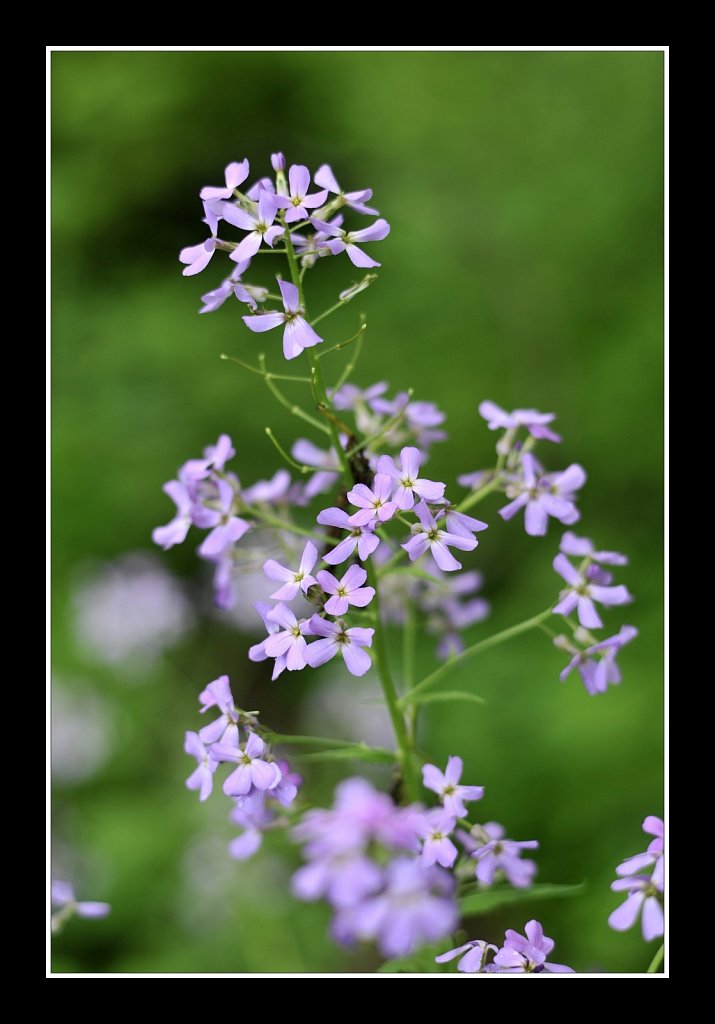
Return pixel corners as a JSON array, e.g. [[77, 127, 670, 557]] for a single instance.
[[52, 50, 664, 974]]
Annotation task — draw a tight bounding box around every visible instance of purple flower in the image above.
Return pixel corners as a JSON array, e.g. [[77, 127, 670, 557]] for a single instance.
[[263, 603, 312, 672], [292, 438, 340, 498], [316, 565, 375, 616], [294, 213, 344, 268], [609, 857, 664, 941], [310, 216, 391, 268], [243, 468, 292, 505], [292, 853, 384, 908], [440, 507, 489, 539], [402, 501, 477, 572], [51, 881, 111, 928], [199, 262, 269, 314], [272, 164, 329, 223], [152, 480, 193, 550], [499, 454, 585, 536], [197, 674, 239, 746], [313, 164, 378, 216], [479, 400, 561, 444], [271, 152, 286, 172], [184, 730, 218, 801], [331, 380, 389, 411], [418, 809, 458, 868], [468, 822, 538, 888], [273, 759, 302, 808], [305, 616, 375, 677], [263, 540, 318, 601], [556, 624, 638, 695], [616, 816, 664, 875], [560, 530, 628, 565], [347, 473, 398, 526], [224, 190, 285, 263], [212, 732, 281, 797], [552, 553, 632, 629], [179, 238, 219, 277], [422, 756, 484, 818], [199, 159, 250, 203], [248, 601, 288, 679], [193, 478, 250, 558], [317, 507, 381, 565], [243, 278, 323, 361], [334, 858, 457, 958], [180, 434, 235, 482], [375, 447, 446, 510], [435, 939, 498, 974], [492, 920, 573, 973]]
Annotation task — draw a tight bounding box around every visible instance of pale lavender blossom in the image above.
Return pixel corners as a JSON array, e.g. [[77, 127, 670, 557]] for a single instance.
[[499, 454, 584, 536], [199, 262, 269, 314], [305, 616, 375, 677], [457, 469, 491, 490], [294, 214, 344, 268], [179, 238, 219, 277], [492, 920, 573, 973], [263, 541, 318, 601], [552, 553, 632, 629], [347, 473, 398, 526], [184, 731, 218, 801], [248, 601, 288, 680], [194, 478, 250, 558], [468, 822, 538, 888], [263, 603, 312, 672], [616, 816, 664, 875], [375, 447, 446, 510], [212, 732, 281, 797], [609, 857, 664, 941], [556, 625, 638, 695], [371, 392, 447, 447], [314, 164, 379, 215], [435, 939, 498, 973], [292, 853, 384, 908], [152, 480, 193, 550], [422, 756, 484, 818], [560, 531, 628, 566], [224, 190, 285, 263], [332, 380, 389, 411], [333, 858, 457, 958], [479, 400, 561, 444], [292, 438, 340, 498], [246, 176, 275, 200], [271, 152, 286, 173], [180, 433, 235, 482], [199, 160, 250, 203], [272, 164, 329, 223], [418, 809, 458, 868], [310, 216, 391, 268], [440, 507, 489, 539], [316, 565, 375, 616], [51, 881, 111, 929], [243, 468, 292, 505], [243, 278, 323, 361], [273, 759, 302, 808], [402, 501, 478, 572], [317, 507, 381, 565], [198, 674, 239, 747]]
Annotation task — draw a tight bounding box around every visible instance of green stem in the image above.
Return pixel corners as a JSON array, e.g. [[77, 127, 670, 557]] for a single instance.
[[266, 733, 360, 748], [317, 321, 367, 360], [257, 354, 330, 434], [403, 600, 418, 745], [220, 354, 310, 383], [245, 505, 324, 542], [399, 607, 554, 707], [311, 299, 348, 328], [344, 398, 411, 459], [366, 562, 418, 801], [647, 944, 664, 973], [264, 428, 311, 473]]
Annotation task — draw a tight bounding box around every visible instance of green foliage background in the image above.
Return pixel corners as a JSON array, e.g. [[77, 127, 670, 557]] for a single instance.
[[52, 50, 664, 974]]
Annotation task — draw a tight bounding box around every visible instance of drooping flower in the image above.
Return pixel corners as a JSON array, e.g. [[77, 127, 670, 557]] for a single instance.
[[272, 164, 329, 223], [492, 920, 573, 973], [347, 473, 398, 526], [197, 674, 239, 746], [552, 553, 632, 629], [435, 939, 498, 974], [263, 603, 312, 672], [212, 732, 281, 797], [224, 190, 285, 263], [152, 480, 194, 550], [184, 730, 219, 801], [609, 857, 664, 941], [313, 164, 379, 216], [199, 262, 269, 314], [467, 822, 538, 888], [262, 541, 318, 601], [243, 278, 323, 361], [479, 400, 561, 444], [317, 507, 381, 565], [499, 454, 585, 536], [179, 238, 219, 277], [316, 565, 375, 616], [402, 501, 478, 572], [375, 447, 446, 510], [422, 756, 484, 818], [310, 216, 391, 268], [555, 625, 638, 695], [305, 616, 375, 677]]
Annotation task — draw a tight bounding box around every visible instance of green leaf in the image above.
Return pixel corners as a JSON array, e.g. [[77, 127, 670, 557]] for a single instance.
[[402, 690, 485, 708], [377, 943, 452, 974], [294, 743, 396, 765], [459, 882, 585, 916]]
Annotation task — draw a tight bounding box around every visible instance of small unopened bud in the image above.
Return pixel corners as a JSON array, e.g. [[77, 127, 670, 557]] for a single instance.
[[271, 152, 286, 172], [339, 274, 378, 302]]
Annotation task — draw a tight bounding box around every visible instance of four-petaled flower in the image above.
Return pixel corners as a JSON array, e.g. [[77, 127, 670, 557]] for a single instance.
[[212, 732, 281, 797], [422, 756, 484, 817], [316, 564, 376, 616], [310, 217, 391, 267], [314, 164, 378, 216], [608, 857, 664, 941], [479, 400, 561, 444], [263, 603, 312, 672], [224, 190, 285, 263], [305, 615, 375, 676], [197, 674, 240, 746], [263, 541, 318, 601], [552, 553, 632, 629], [243, 278, 323, 360], [402, 501, 478, 572], [492, 920, 573, 973], [347, 473, 398, 526], [272, 164, 329, 223], [317, 507, 381, 565], [560, 530, 628, 566], [499, 453, 585, 536], [376, 446, 446, 510], [194, 478, 251, 558], [469, 822, 538, 888], [556, 624, 638, 695], [418, 809, 458, 868]]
